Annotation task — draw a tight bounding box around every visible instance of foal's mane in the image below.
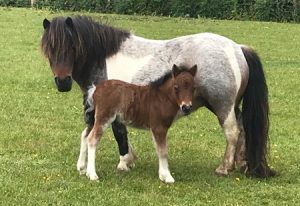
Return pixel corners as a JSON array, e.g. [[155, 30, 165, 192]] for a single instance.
[[41, 15, 130, 61], [150, 66, 191, 88], [150, 70, 173, 88]]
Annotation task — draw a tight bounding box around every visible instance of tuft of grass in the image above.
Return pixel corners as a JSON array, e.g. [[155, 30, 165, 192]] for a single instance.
[[0, 7, 299, 206]]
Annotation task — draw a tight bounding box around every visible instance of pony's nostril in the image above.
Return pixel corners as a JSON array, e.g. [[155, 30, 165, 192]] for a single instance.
[[54, 76, 72, 92]]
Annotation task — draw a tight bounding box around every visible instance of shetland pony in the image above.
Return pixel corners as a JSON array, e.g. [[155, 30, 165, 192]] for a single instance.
[[41, 15, 276, 178], [79, 65, 197, 182]]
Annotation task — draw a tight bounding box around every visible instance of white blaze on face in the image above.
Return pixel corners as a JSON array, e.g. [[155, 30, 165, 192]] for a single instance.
[[106, 53, 152, 82]]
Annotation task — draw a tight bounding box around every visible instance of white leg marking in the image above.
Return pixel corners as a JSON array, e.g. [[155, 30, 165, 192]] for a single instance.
[[215, 107, 240, 176], [77, 128, 88, 175], [158, 153, 175, 183], [117, 143, 136, 171], [151, 133, 174, 183], [86, 142, 99, 181]]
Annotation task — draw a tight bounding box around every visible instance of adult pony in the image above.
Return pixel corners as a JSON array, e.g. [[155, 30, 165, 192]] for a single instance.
[[83, 65, 197, 182], [41, 15, 275, 178]]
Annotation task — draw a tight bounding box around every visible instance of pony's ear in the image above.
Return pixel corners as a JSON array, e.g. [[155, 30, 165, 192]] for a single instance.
[[189, 64, 197, 77], [43, 18, 50, 29], [65, 17, 73, 28], [172, 64, 181, 77]]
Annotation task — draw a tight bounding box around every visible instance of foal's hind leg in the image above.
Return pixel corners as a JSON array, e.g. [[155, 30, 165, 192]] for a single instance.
[[151, 127, 175, 183], [77, 127, 92, 175], [112, 120, 136, 171], [215, 107, 240, 176], [234, 108, 247, 172]]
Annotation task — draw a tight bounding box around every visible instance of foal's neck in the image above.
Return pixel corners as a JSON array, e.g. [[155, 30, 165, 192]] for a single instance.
[[149, 78, 178, 108]]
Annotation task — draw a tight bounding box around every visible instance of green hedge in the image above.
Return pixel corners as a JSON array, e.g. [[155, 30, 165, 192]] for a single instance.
[[1, 0, 299, 22], [0, 0, 30, 7]]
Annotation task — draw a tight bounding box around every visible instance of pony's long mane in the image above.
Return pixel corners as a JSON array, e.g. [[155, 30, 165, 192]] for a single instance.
[[41, 15, 130, 62]]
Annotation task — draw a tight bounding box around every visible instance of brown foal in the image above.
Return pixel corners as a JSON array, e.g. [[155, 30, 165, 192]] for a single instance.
[[82, 64, 197, 183]]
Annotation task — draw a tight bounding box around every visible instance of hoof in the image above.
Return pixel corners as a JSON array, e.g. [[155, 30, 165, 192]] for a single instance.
[[77, 164, 87, 175], [78, 168, 87, 175], [117, 153, 136, 171], [159, 172, 175, 184], [86, 172, 99, 181], [215, 166, 229, 177], [117, 161, 131, 171]]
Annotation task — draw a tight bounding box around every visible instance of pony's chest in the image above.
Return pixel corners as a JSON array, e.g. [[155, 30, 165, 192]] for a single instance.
[[106, 53, 153, 83]]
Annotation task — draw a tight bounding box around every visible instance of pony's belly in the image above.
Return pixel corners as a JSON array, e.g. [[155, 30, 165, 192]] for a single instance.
[[106, 53, 153, 83]]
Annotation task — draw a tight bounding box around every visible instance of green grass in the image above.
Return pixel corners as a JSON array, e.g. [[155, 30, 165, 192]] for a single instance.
[[0, 7, 300, 206]]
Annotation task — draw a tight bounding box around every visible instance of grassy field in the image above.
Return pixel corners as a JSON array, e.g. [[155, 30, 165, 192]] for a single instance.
[[0, 7, 299, 205]]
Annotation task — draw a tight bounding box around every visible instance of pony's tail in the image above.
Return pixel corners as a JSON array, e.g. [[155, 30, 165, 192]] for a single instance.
[[241, 46, 276, 178]]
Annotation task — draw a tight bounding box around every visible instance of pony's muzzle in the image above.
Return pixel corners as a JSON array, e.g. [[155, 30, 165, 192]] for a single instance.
[[55, 76, 72, 92], [181, 104, 192, 115]]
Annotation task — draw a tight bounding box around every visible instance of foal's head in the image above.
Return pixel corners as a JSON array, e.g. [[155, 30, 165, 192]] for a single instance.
[[172, 64, 197, 115]]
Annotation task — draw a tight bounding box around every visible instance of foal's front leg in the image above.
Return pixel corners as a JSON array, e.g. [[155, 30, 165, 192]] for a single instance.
[[86, 125, 103, 181], [151, 127, 175, 183], [77, 127, 91, 175]]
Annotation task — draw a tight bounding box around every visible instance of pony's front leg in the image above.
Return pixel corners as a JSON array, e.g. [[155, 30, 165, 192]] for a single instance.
[[151, 128, 175, 183], [86, 126, 103, 181], [215, 108, 240, 176], [77, 127, 91, 175], [112, 120, 136, 171]]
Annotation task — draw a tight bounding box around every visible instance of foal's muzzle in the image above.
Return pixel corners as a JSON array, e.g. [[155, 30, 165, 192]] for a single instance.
[[181, 104, 192, 115], [55, 76, 72, 92]]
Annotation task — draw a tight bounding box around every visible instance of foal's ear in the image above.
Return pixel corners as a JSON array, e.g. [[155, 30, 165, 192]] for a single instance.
[[172, 64, 181, 77], [189, 64, 197, 77], [43, 18, 50, 29], [65, 17, 74, 28]]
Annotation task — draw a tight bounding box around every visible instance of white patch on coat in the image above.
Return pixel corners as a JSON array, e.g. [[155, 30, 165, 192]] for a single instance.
[[224, 44, 242, 93], [106, 53, 153, 82], [86, 85, 96, 112]]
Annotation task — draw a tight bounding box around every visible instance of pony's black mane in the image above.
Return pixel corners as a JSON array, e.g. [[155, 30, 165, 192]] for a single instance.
[[41, 15, 130, 60], [41, 15, 130, 89], [150, 67, 191, 88]]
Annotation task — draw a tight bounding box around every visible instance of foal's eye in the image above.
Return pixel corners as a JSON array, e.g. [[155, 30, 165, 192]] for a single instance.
[[174, 85, 178, 90]]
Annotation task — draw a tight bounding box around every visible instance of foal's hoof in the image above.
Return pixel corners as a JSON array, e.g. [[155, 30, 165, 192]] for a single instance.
[[77, 164, 87, 175], [78, 168, 87, 175], [86, 172, 99, 181], [159, 173, 175, 184]]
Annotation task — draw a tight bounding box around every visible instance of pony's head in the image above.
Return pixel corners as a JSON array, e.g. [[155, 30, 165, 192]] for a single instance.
[[41, 17, 79, 92], [172, 64, 197, 115]]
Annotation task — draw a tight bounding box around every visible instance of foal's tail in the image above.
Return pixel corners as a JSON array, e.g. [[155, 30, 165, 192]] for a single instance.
[[241, 46, 276, 178], [84, 85, 96, 125]]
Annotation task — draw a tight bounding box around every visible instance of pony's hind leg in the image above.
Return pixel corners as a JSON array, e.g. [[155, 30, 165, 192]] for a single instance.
[[215, 107, 240, 176], [77, 127, 92, 175], [234, 108, 247, 173], [112, 120, 136, 171], [86, 125, 103, 181], [151, 127, 174, 183]]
